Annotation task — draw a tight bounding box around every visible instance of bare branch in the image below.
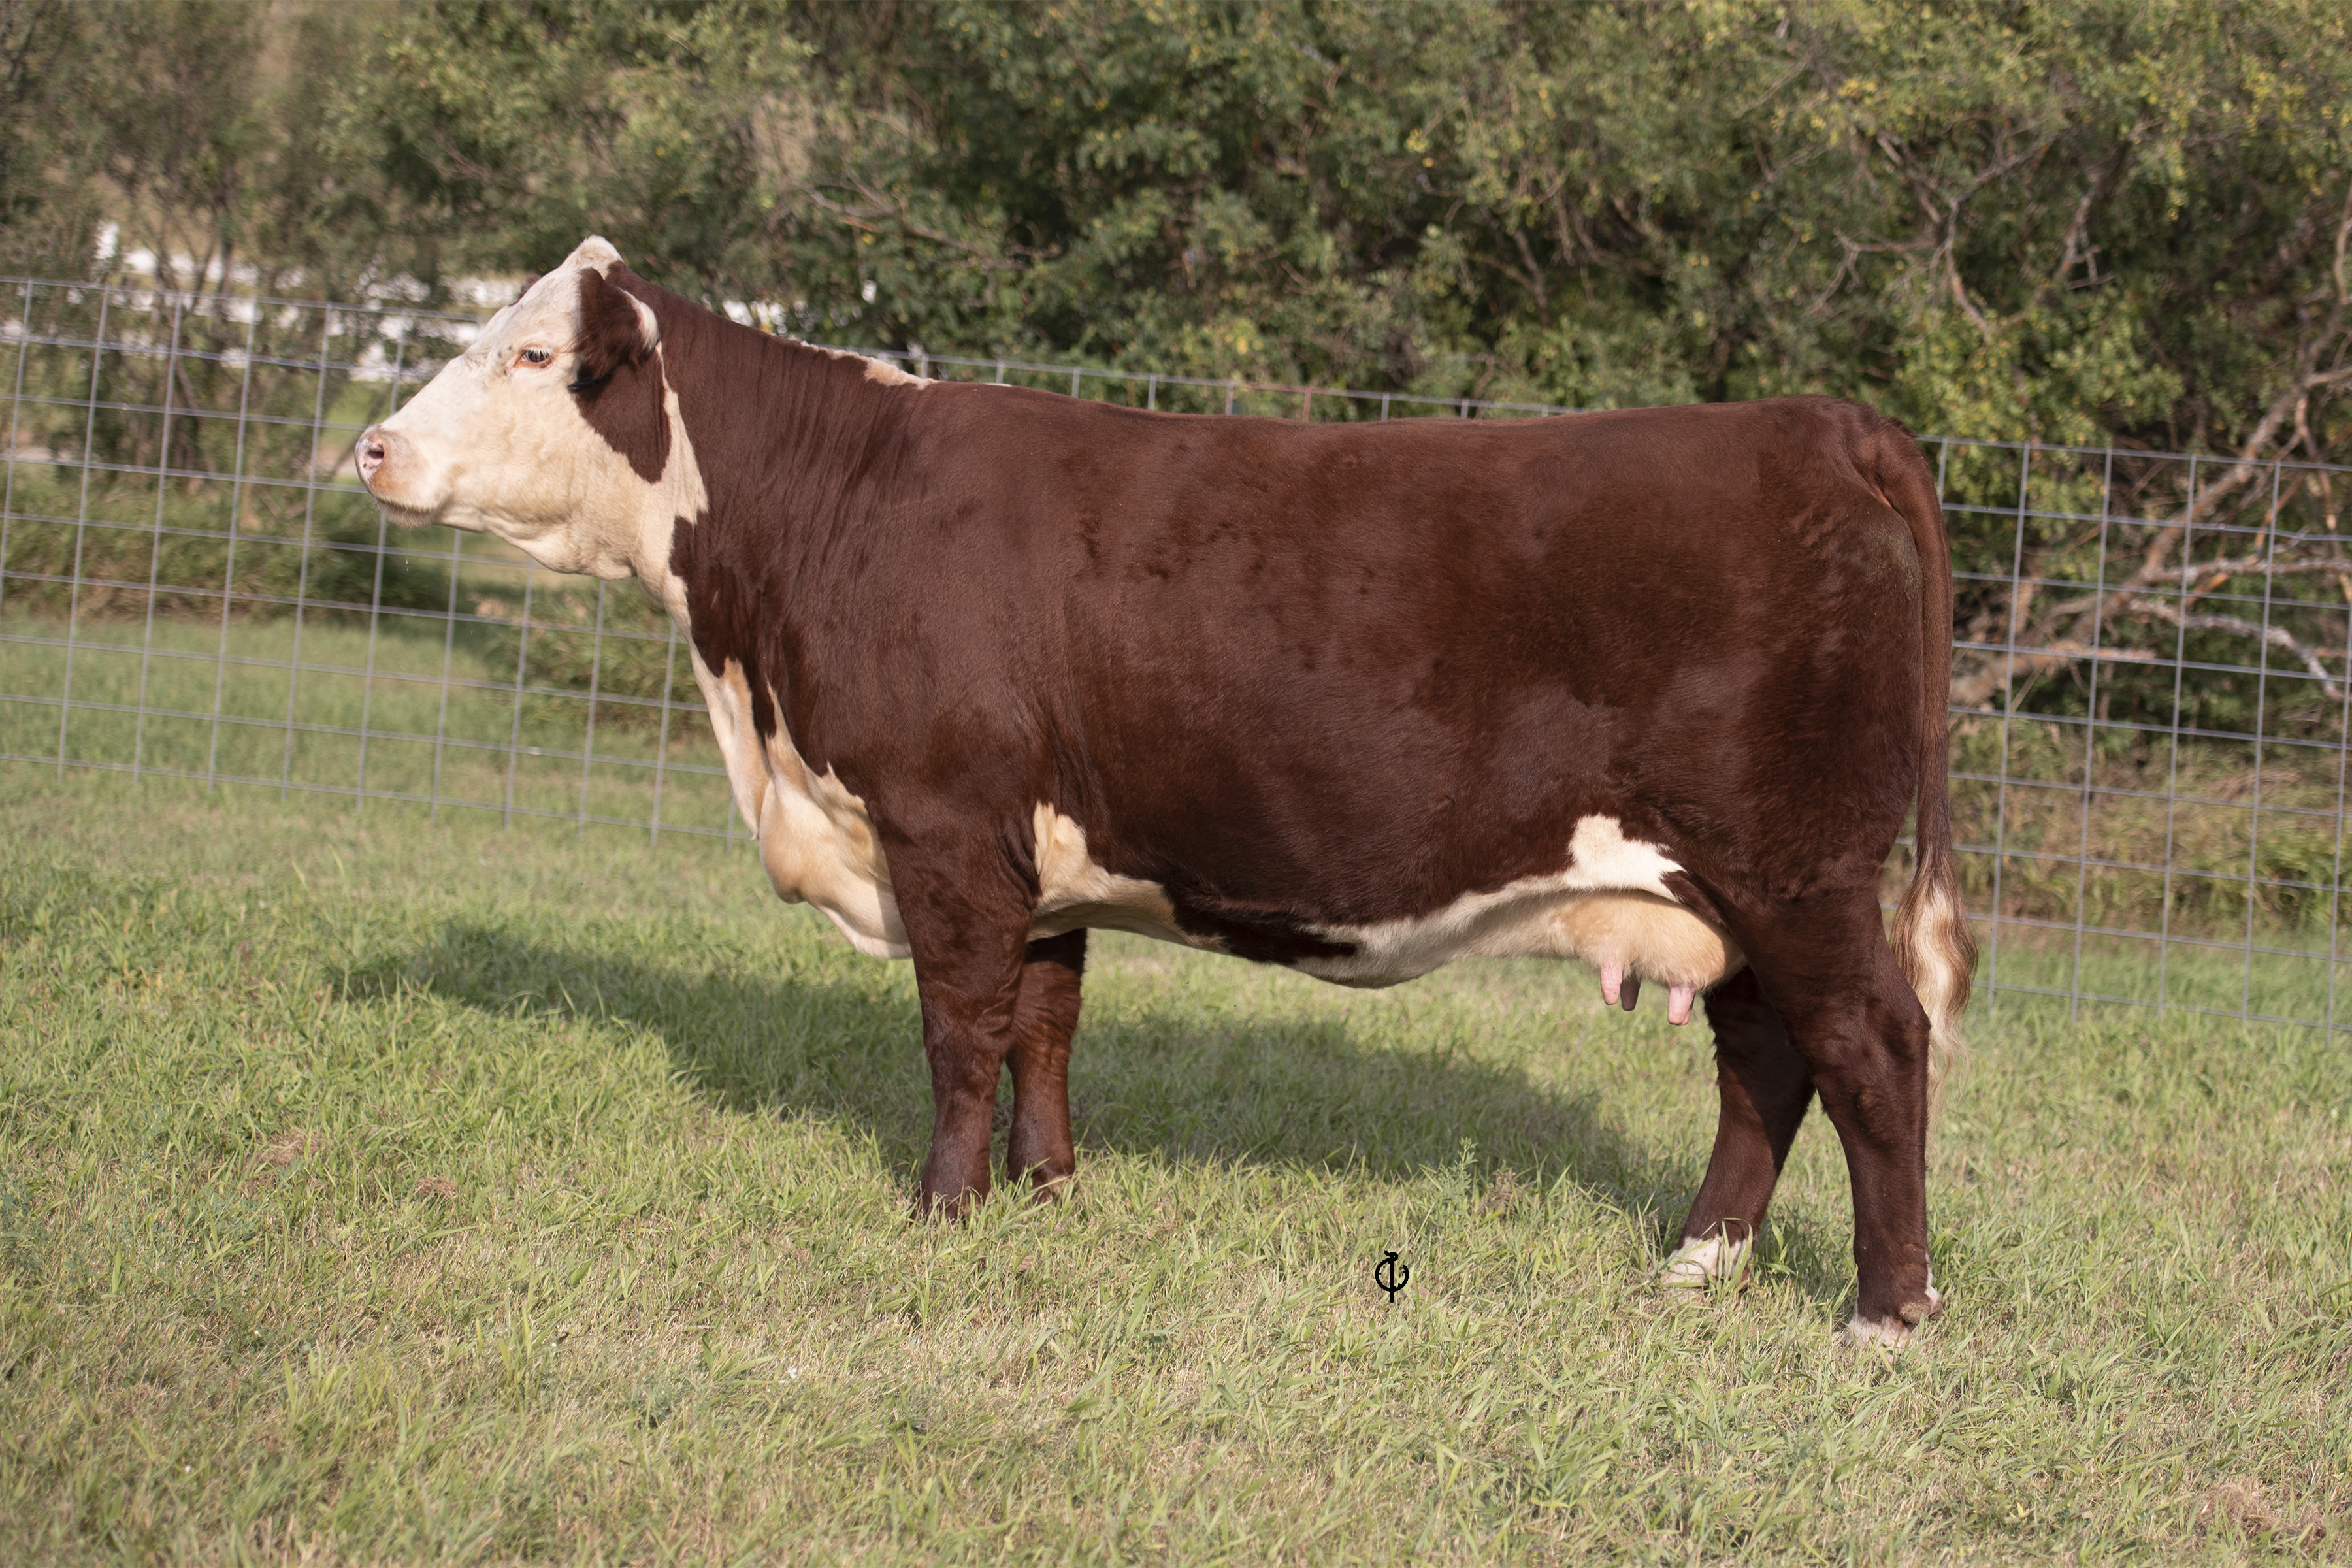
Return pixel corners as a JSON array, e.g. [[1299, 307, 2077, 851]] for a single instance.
[[1952, 573, 2351, 708], [2131, 598, 2344, 703]]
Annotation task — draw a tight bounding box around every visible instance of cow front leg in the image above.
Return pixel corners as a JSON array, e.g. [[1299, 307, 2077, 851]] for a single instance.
[[1665, 966, 1813, 1287], [897, 898, 1033, 1218], [1746, 921, 1941, 1344], [1004, 930, 1086, 1198]]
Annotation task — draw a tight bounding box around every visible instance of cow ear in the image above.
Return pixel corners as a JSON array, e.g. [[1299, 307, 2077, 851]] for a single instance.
[[572, 267, 660, 387]]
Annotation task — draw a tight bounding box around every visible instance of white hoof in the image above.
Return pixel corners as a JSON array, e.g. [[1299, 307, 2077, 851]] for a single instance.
[[1840, 1314, 1913, 1347], [1840, 1282, 1943, 1347], [1659, 1232, 1750, 1290]]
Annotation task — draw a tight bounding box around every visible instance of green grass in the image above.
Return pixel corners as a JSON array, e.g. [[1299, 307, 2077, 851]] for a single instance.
[[1, 773, 2347, 1565], [0, 610, 736, 837]]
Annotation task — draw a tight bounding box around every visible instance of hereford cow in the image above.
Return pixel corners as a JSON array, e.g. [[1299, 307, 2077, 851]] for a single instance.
[[359, 238, 1975, 1345]]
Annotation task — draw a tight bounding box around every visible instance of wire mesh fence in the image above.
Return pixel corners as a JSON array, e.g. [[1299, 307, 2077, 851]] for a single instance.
[[6, 274, 2352, 1036]]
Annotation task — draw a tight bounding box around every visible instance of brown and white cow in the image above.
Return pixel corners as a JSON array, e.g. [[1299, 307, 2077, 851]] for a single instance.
[[360, 237, 1976, 1345]]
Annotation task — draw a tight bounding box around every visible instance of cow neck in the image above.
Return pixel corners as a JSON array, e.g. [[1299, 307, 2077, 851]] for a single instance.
[[621, 274, 922, 747]]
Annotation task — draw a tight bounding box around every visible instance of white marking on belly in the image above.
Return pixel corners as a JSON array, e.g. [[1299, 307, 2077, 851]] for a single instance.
[[1292, 814, 1742, 990], [1561, 814, 1682, 896], [1029, 805, 1218, 949], [690, 652, 909, 959]]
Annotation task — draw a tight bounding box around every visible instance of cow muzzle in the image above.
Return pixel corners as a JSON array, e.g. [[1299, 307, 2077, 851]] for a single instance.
[[355, 425, 441, 524], [355, 424, 396, 488]]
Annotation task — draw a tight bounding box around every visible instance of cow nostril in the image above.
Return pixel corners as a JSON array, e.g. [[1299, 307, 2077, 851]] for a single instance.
[[357, 431, 389, 476]]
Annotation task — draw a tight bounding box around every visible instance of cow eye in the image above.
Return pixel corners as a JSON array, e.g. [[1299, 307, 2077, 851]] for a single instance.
[[517, 347, 554, 367]]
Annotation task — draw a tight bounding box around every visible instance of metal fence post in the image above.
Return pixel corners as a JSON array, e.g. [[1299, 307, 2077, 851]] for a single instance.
[[2155, 456, 2202, 1017], [353, 320, 409, 810], [57, 285, 111, 776], [204, 301, 261, 792], [0, 282, 35, 622], [428, 524, 462, 822], [578, 576, 608, 833], [279, 307, 337, 800], [130, 291, 187, 783], [2238, 461, 2287, 1017], [1985, 443, 2033, 1015], [650, 616, 679, 843], [2066, 447, 2117, 1023], [502, 566, 536, 827], [2328, 570, 2352, 1034]]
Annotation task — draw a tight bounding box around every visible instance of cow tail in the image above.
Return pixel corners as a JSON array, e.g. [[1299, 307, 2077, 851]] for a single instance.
[[1870, 421, 1978, 1113]]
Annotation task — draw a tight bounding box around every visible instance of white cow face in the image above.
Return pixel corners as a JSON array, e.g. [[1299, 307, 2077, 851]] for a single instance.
[[357, 237, 704, 585]]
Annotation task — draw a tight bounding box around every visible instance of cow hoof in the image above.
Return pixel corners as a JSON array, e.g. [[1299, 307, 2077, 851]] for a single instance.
[[1019, 1171, 1075, 1204], [1658, 1232, 1750, 1290], [913, 1186, 987, 1222], [1840, 1284, 1944, 1347]]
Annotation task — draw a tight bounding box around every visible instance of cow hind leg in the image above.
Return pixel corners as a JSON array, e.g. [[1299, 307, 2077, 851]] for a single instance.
[[1004, 930, 1086, 1198], [1745, 921, 1942, 1344], [1665, 966, 1813, 1287]]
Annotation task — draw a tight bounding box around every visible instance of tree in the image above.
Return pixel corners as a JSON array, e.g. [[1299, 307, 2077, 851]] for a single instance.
[[348, 0, 811, 301], [0, 0, 106, 275], [770, 0, 2351, 468]]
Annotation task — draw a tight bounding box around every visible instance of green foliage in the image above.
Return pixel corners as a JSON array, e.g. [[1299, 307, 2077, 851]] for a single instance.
[[350, 0, 811, 298], [1947, 715, 2352, 938], [0, 1, 106, 276], [0, 470, 425, 623], [762, 0, 2352, 468], [37, 0, 406, 297], [17, 0, 2344, 468], [467, 580, 683, 727]]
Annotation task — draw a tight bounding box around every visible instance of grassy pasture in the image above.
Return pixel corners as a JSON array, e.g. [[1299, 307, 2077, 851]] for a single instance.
[[0, 608, 737, 838], [1, 769, 2348, 1565]]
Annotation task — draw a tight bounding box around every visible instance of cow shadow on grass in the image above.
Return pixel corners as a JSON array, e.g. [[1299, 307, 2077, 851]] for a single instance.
[[340, 918, 1854, 1304]]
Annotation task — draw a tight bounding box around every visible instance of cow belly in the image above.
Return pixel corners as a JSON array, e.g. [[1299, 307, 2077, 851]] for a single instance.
[[723, 711, 1735, 996], [1028, 805, 1219, 949], [1297, 885, 1743, 991]]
